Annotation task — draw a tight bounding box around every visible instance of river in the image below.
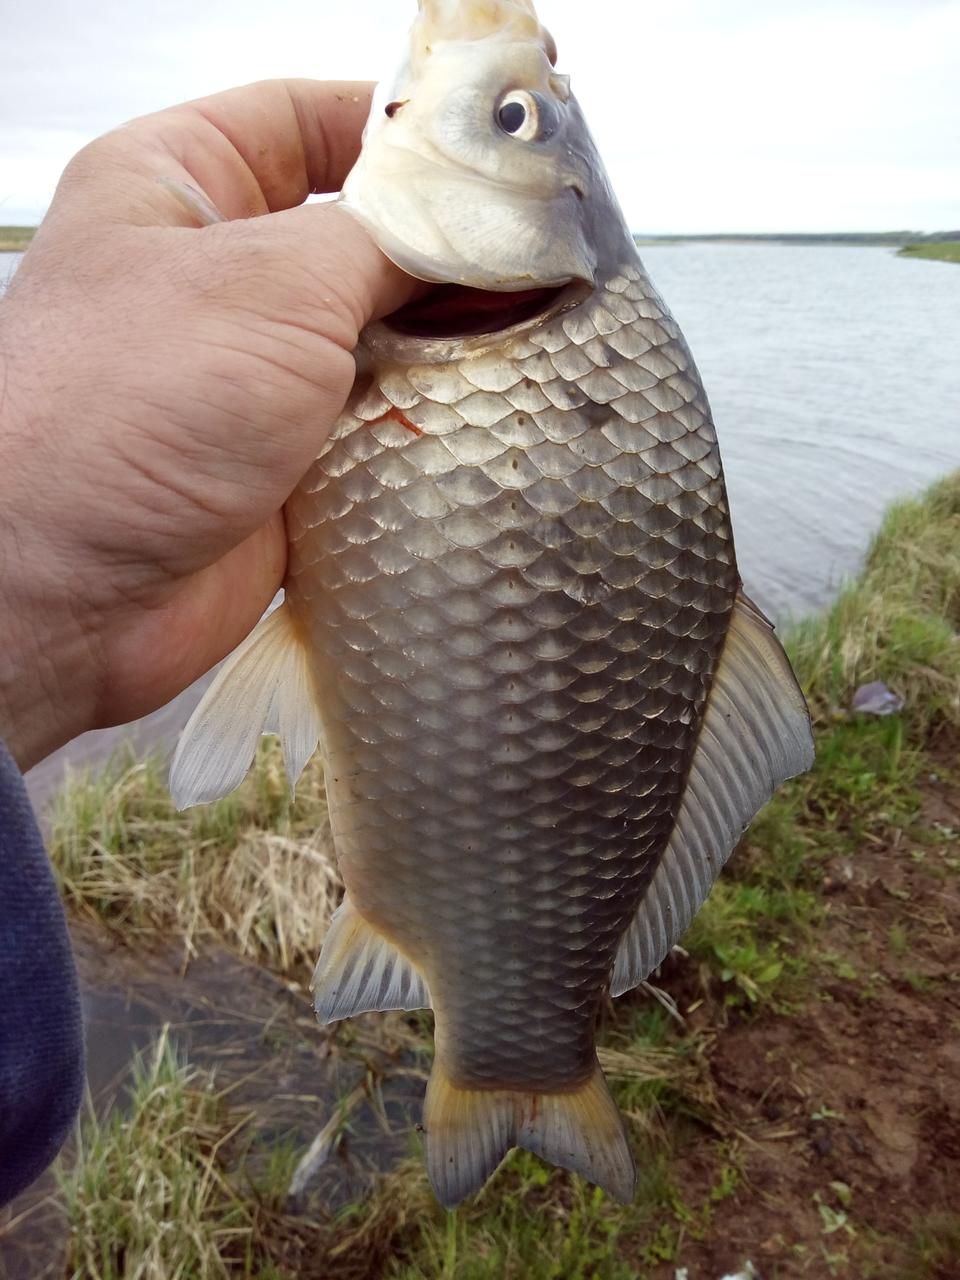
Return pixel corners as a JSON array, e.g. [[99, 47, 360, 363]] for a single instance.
[[2, 243, 958, 796]]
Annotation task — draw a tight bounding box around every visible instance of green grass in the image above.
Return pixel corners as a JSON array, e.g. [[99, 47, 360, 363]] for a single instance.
[[898, 241, 960, 263], [788, 473, 960, 729], [353, 1141, 740, 1280], [865, 1213, 960, 1278], [681, 475, 960, 1008], [0, 225, 35, 252]]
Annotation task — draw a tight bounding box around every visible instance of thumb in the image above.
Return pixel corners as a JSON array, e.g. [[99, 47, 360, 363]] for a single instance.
[[242, 199, 420, 347]]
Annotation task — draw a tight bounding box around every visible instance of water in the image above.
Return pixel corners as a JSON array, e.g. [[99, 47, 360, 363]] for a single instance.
[[0, 254, 21, 291], [5, 243, 959, 794]]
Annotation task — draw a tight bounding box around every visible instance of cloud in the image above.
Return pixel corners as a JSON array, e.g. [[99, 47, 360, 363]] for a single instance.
[[2, 0, 959, 230]]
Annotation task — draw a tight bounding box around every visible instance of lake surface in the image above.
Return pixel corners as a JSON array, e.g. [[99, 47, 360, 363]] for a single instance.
[[3, 244, 958, 792]]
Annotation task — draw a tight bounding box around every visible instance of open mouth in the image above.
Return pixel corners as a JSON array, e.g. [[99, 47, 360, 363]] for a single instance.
[[383, 283, 570, 340]]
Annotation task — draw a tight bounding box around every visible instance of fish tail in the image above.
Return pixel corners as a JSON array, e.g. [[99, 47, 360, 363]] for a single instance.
[[423, 1057, 635, 1208], [169, 603, 323, 809]]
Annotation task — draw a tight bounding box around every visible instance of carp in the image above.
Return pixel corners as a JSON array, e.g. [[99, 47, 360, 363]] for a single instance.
[[172, 0, 813, 1207]]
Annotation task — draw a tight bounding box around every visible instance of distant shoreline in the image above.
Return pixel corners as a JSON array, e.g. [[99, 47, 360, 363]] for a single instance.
[[4, 226, 960, 255]]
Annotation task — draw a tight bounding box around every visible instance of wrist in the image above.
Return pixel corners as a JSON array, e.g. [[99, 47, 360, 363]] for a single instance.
[[0, 602, 95, 773], [0, 319, 102, 769]]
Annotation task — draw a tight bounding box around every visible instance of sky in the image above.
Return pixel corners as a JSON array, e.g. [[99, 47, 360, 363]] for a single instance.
[[2, 0, 959, 233]]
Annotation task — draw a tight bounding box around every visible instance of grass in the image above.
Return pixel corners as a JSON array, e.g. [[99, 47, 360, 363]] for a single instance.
[[865, 1213, 960, 1279], [788, 473, 960, 731], [58, 1028, 258, 1279], [43, 471, 960, 1278], [50, 740, 340, 978], [898, 241, 960, 264], [683, 474, 960, 1006], [0, 226, 35, 252]]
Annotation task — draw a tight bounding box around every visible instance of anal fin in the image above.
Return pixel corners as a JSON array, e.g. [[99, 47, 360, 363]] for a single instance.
[[424, 1058, 635, 1209], [612, 589, 814, 995], [312, 897, 431, 1023], [169, 603, 323, 809]]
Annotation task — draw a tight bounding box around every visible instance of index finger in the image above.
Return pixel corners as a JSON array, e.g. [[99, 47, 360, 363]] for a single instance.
[[57, 79, 376, 227]]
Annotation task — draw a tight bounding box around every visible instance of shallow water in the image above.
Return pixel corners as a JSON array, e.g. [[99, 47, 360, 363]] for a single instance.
[[0, 923, 424, 1276], [6, 241, 958, 789]]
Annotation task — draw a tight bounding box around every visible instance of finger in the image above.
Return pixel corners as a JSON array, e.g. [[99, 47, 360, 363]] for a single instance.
[[239, 201, 421, 340], [56, 79, 377, 227]]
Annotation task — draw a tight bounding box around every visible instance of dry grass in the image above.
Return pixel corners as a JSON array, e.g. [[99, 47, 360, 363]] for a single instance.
[[0, 226, 35, 252], [49, 740, 341, 978]]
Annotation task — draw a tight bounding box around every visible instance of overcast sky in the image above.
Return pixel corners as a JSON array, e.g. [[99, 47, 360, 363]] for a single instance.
[[2, 0, 958, 232]]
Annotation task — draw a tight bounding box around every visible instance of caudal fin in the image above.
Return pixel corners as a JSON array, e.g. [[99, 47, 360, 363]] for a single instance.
[[423, 1059, 635, 1208]]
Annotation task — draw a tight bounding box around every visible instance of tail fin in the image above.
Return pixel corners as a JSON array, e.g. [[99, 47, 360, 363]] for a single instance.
[[423, 1059, 635, 1208]]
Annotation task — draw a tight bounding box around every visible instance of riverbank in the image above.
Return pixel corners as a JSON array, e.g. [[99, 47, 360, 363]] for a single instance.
[[3, 474, 959, 1279], [0, 227, 35, 252], [898, 242, 960, 264]]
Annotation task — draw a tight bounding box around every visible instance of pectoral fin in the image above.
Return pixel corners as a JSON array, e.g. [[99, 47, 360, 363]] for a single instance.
[[612, 590, 814, 995], [169, 603, 323, 809]]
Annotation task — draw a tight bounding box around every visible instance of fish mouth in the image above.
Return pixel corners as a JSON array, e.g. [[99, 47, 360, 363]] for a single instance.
[[381, 282, 585, 341]]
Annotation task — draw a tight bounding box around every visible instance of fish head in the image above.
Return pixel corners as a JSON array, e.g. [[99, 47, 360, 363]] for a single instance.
[[341, 0, 631, 295]]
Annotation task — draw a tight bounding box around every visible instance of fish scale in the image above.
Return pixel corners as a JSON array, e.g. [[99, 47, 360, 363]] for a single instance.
[[284, 262, 737, 1091]]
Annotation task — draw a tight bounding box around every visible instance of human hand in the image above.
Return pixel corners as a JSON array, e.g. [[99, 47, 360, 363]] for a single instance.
[[0, 80, 416, 771]]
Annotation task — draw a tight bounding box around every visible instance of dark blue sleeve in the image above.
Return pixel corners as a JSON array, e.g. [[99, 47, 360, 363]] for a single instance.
[[0, 740, 84, 1205]]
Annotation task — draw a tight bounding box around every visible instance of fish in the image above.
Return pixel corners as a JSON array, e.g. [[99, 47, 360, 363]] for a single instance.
[[170, 0, 814, 1208]]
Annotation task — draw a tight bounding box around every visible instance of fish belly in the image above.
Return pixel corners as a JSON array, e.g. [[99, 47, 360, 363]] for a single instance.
[[284, 262, 737, 1092]]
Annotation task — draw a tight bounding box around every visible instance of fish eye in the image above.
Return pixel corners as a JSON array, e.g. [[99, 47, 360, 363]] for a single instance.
[[496, 90, 556, 143]]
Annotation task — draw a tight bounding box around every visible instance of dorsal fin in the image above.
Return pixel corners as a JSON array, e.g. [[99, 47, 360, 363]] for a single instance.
[[612, 591, 814, 995]]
